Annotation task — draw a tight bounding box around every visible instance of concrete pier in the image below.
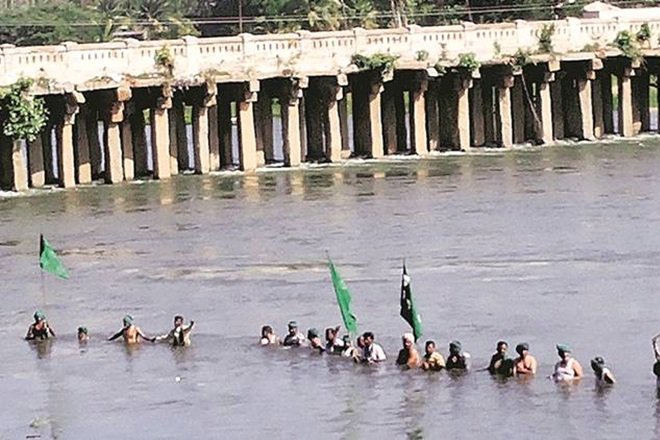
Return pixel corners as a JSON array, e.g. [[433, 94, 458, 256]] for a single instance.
[[2, 14, 660, 191]]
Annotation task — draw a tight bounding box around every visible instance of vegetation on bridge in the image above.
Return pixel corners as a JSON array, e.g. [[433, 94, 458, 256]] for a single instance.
[[0, 0, 593, 46]]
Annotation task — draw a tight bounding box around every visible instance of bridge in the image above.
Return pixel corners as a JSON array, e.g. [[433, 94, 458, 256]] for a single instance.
[[0, 14, 658, 191]]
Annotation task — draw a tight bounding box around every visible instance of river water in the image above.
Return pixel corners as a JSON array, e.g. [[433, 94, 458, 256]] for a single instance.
[[2, 139, 660, 439]]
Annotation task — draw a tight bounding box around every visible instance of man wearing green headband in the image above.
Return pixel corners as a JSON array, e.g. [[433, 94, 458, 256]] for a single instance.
[[552, 344, 583, 381], [25, 310, 56, 341], [155, 315, 195, 347], [108, 314, 155, 344]]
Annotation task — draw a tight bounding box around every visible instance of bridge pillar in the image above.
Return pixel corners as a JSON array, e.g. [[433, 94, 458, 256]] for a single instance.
[[592, 72, 604, 139], [600, 71, 615, 134], [351, 73, 384, 158], [470, 80, 484, 147], [218, 95, 233, 169], [618, 67, 634, 137], [338, 95, 351, 158], [550, 76, 565, 140], [321, 76, 345, 163], [27, 135, 45, 187], [121, 103, 134, 181], [512, 75, 526, 145], [253, 91, 273, 166], [426, 79, 440, 150], [456, 76, 471, 151], [129, 106, 149, 177], [102, 88, 129, 184], [411, 73, 429, 155], [633, 70, 650, 133], [53, 94, 80, 188], [83, 105, 102, 181], [238, 81, 259, 171], [381, 81, 399, 155], [538, 73, 554, 144], [169, 93, 188, 173], [73, 102, 92, 184], [0, 137, 28, 191], [305, 79, 325, 161], [191, 84, 216, 174], [497, 75, 514, 148], [281, 78, 305, 167], [208, 104, 221, 170], [150, 87, 172, 179]]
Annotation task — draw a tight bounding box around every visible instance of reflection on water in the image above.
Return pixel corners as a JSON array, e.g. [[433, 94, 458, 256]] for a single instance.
[[4, 141, 660, 438]]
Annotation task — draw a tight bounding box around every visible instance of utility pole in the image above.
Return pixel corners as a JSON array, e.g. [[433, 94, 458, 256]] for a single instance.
[[238, 0, 243, 33]]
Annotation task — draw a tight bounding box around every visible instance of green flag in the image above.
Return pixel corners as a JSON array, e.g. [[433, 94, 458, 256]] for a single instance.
[[39, 234, 69, 279], [328, 258, 358, 336], [400, 263, 422, 341]]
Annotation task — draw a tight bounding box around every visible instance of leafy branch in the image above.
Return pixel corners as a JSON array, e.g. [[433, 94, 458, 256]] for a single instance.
[[0, 78, 48, 142]]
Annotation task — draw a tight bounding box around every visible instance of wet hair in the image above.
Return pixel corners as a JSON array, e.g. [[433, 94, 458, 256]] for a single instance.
[[174, 315, 184, 322], [261, 325, 273, 335], [425, 340, 436, 348], [591, 356, 605, 373], [654, 361, 660, 377], [497, 340, 508, 350], [342, 335, 352, 344], [516, 343, 529, 355], [362, 332, 375, 340]]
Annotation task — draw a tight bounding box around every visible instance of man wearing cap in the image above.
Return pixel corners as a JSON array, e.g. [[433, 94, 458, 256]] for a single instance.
[[446, 340, 470, 371], [513, 342, 537, 375], [396, 333, 420, 369], [282, 321, 305, 347], [552, 344, 583, 381], [362, 332, 387, 363], [25, 310, 55, 341], [307, 328, 325, 353], [155, 315, 195, 347], [108, 314, 155, 344]]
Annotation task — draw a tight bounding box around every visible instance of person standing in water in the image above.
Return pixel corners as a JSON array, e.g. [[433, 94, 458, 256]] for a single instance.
[[396, 333, 420, 369], [488, 340, 513, 376], [324, 327, 345, 355], [513, 342, 537, 376], [155, 315, 195, 347], [362, 332, 387, 363], [446, 341, 470, 371], [552, 344, 583, 381], [108, 315, 155, 344], [77, 326, 90, 343], [307, 328, 325, 353], [652, 333, 660, 392], [260, 325, 280, 345], [25, 310, 55, 341], [282, 321, 305, 347], [421, 340, 445, 371], [590, 356, 615, 386]]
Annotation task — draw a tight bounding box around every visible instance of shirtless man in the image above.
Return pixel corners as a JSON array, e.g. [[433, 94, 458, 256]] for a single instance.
[[108, 315, 155, 344], [155, 315, 194, 347], [77, 326, 90, 343], [25, 310, 55, 341], [396, 333, 420, 369], [513, 342, 538, 375]]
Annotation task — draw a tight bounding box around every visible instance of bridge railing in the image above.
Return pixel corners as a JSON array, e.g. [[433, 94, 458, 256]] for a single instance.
[[0, 15, 658, 89]]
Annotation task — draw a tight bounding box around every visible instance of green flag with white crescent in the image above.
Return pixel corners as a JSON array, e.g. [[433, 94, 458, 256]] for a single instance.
[[400, 262, 422, 341], [328, 258, 358, 336], [39, 234, 69, 279]]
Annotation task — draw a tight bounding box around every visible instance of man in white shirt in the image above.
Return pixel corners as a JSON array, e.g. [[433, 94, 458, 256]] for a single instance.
[[362, 331, 386, 363]]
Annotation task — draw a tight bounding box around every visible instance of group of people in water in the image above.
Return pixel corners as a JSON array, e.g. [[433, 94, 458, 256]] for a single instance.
[[25, 310, 195, 347], [261, 320, 625, 386], [22, 309, 660, 389]]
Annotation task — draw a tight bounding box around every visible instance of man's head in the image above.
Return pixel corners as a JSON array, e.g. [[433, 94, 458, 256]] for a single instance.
[[516, 342, 529, 358], [325, 327, 338, 342], [590, 356, 605, 373], [287, 320, 298, 335], [425, 340, 436, 356], [402, 333, 414, 349], [362, 332, 375, 347], [33, 310, 46, 323], [556, 344, 571, 360], [449, 340, 462, 355], [496, 340, 508, 354], [342, 335, 352, 347], [356, 335, 365, 349], [174, 315, 184, 327], [123, 314, 134, 327], [307, 328, 320, 341], [77, 326, 88, 341], [261, 325, 273, 338]]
